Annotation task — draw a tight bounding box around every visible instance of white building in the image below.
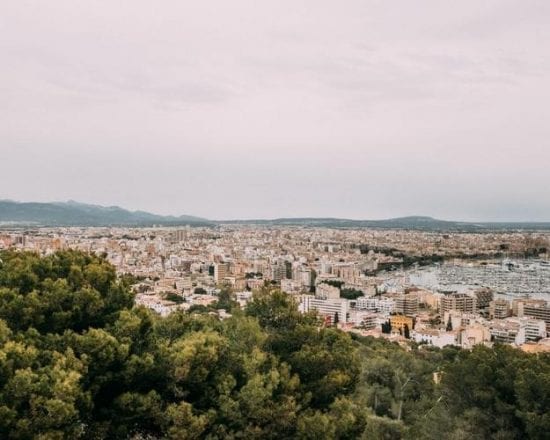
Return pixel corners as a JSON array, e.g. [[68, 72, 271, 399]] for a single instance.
[[355, 297, 395, 315], [299, 295, 349, 323], [411, 329, 457, 348]]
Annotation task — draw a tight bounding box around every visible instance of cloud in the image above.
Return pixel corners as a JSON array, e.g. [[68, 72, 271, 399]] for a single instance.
[[1, 0, 549, 220]]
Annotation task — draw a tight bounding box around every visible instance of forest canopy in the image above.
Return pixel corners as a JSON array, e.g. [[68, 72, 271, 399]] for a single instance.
[[0, 250, 548, 439]]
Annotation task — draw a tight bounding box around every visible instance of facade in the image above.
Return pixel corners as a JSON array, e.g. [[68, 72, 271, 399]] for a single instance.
[[411, 329, 456, 348], [489, 299, 510, 319], [315, 283, 341, 300], [440, 293, 476, 315], [518, 301, 550, 333], [459, 324, 491, 349], [270, 261, 287, 282], [390, 315, 414, 332], [395, 294, 419, 316], [294, 267, 313, 290], [356, 297, 395, 315], [299, 295, 350, 323], [214, 262, 230, 283], [489, 319, 525, 345], [353, 311, 378, 330], [519, 317, 547, 341]]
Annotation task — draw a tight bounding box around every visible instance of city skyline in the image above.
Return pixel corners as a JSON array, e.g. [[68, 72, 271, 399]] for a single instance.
[[2, 1, 550, 221]]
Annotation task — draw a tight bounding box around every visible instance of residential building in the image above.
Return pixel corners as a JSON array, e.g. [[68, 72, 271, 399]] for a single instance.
[[390, 315, 414, 332], [440, 293, 476, 315], [395, 293, 419, 316], [299, 295, 350, 324], [489, 299, 510, 319]]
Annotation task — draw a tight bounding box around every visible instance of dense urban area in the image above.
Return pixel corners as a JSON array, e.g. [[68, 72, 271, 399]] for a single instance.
[[0, 226, 548, 439]]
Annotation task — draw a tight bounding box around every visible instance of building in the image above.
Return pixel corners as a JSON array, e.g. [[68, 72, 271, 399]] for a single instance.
[[395, 294, 419, 316], [512, 298, 546, 316], [315, 283, 340, 300], [517, 300, 550, 333], [355, 297, 395, 315], [299, 295, 349, 324], [294, 266, 313, 290], [411, 329, 456, 348], [173, 229, 187, 242], [520, 317, 547, 341], [270, 261, 287, 282], [353, 312, 378, 330], [280, 279, 302, 293], [390, 315, 414, 333], [440, 293, 476, 315], [459, 324, 491, 349], [214, 262, 230, 283], [489, 320, 525, 345], [489, 299, 510, 319]]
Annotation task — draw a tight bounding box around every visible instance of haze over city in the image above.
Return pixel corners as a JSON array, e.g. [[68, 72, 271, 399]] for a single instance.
[[2, 2, 550, 438], [2, 0, 550, 221]]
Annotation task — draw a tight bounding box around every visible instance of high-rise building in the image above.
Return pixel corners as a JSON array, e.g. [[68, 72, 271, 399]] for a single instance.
[[214, 262, 230, 283], [174, 229, 187, 242], [270, 261, 287, 282], [517, 300, 550, 333], [395, 294, 419, 316], [440, 293, 476, 315], [489, 299, 510, 319]]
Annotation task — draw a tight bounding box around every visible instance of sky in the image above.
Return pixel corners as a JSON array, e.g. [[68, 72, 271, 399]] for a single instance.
[[2, 0, 550, 221]]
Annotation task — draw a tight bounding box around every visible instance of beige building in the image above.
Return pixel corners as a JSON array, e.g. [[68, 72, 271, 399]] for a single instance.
[[440, 293, 476, 315], [214, 262, 230, 283], [459, 324, 491, 349], [489, 299, 510, 319]]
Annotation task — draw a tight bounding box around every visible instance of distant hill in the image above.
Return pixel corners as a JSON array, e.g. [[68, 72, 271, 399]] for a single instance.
[[2, 200, 550, 230], [0, 200, 211, 227], [220, 215, 550, 231]]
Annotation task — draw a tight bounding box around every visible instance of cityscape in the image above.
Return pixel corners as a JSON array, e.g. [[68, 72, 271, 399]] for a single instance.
[[2, 0, 549, 438], [2, 223, 549, 352]]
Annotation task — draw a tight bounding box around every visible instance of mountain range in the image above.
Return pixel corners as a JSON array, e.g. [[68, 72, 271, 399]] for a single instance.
[[1, 200, 550, 231], [0, 200, 210, 227]]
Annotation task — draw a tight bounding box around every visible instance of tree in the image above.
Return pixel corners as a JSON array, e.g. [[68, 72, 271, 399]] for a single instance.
[[403, 324, 410, 339], [214, 288, 238, 312], [446, 316, 453, 332], [381, 320, 392, 334], [0, 250, 546, 439], [340, 288, 364, 300]]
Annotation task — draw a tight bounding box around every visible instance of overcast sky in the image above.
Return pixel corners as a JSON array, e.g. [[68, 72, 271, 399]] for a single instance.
[[2, 1, 550, 221]]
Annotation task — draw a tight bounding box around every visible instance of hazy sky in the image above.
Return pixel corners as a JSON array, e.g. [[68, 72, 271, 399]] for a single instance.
[[2, 1, 550, 221]]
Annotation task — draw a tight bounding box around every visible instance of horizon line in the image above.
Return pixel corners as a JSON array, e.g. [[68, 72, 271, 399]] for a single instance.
[[2, 198, 550, 224]]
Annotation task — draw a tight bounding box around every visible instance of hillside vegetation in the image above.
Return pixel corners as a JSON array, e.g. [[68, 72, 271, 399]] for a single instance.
[[0, 250, 548, 439]]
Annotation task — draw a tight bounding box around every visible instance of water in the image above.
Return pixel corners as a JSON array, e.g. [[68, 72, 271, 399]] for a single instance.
[[407, 259, 550, 300]]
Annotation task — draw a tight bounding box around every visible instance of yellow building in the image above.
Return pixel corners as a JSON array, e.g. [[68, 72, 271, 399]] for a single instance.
[[390, 315, 414, 332]]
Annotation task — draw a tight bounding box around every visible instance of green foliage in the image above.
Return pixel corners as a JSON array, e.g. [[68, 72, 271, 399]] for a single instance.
[[0, 251, 547, 439], [321, 280, 345, 288], [340, 288, 364, 300], [213, 287, 238, 312], [163, 292, 185, 304]]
